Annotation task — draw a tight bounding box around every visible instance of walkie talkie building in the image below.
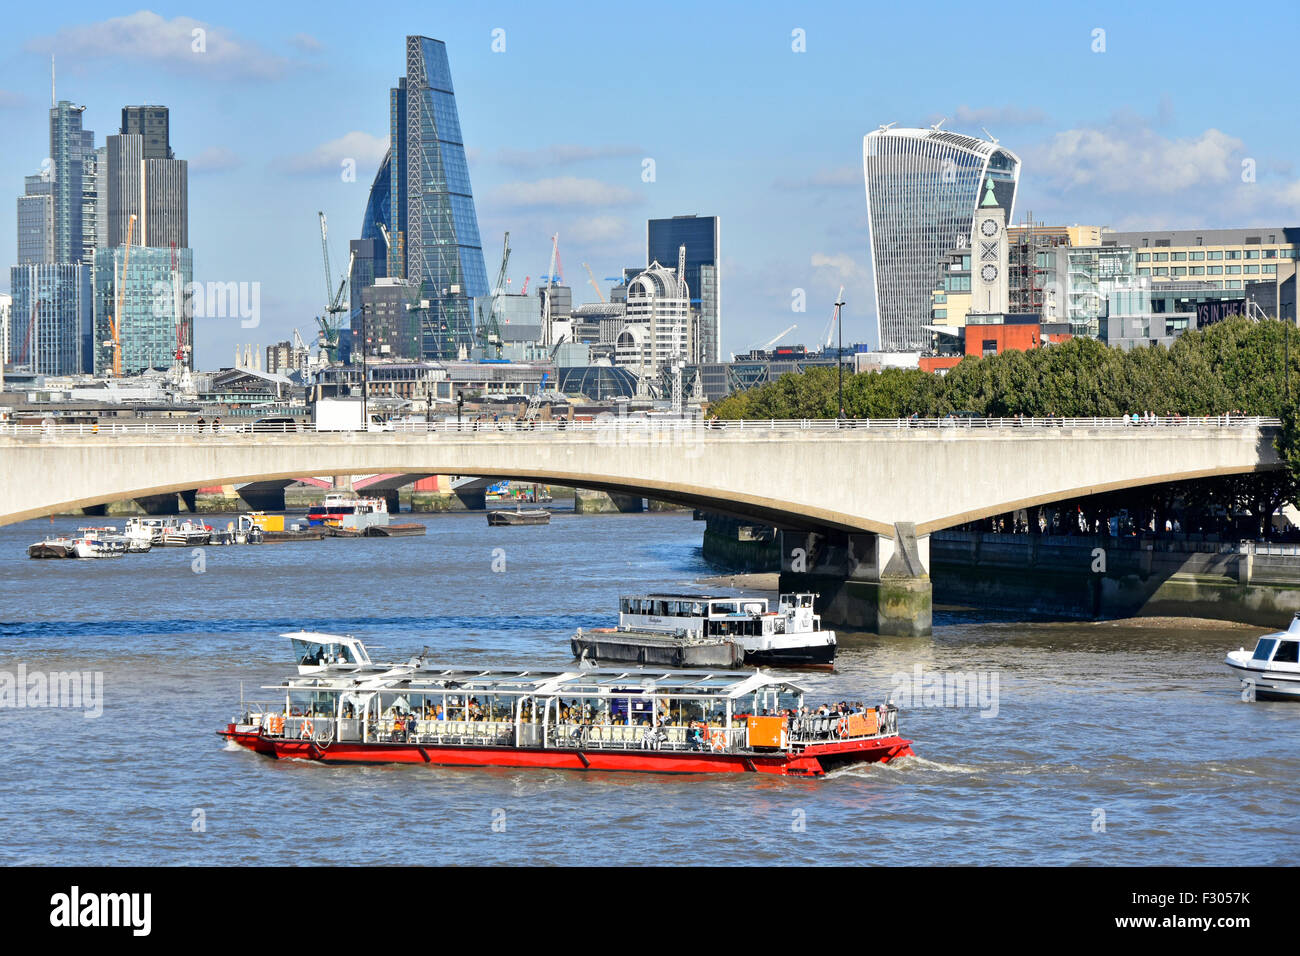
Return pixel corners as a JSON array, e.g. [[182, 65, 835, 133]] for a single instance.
[[863, 127, 1020, 351]]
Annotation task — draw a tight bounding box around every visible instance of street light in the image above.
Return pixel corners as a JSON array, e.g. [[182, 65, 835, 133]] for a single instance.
[[360, 304, 370, 428], [835, 295, 847, 420]]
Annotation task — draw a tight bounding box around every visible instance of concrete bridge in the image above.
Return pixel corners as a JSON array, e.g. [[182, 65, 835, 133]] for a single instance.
[[0, 417, 1283, 634]]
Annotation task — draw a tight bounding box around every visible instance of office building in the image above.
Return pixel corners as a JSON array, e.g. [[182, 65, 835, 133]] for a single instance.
[[359, 278, 422, 360], [615, 263, 692, 380], [106, 132, 188, 247], [647, 215, 720, 363], [863, 126, 1020, 350], [17, 176, 55, 265], [354, 36, 489, 361], [120, 106, 174, 160], [8, 263, 91, 375], [49, 101, 93, 265], [92, 246, 193, 375]]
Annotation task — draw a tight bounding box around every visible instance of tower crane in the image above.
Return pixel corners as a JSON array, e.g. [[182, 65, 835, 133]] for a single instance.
[[478, 232, 509, 358], [582, 262, 605, 304], [316, 212, 351, 362], [822, 285, 846, 349]]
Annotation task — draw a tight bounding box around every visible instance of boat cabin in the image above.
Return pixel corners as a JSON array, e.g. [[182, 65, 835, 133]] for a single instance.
[[1249, 616, 1300, 668], [618, 592, 824, 637], [287, 631, 374, 673]]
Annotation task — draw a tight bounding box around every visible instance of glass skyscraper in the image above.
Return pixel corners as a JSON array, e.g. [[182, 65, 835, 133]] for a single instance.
[[92, 246, 193, 376], [354, 36, 488, 362], [647, 215, 720, 363], [863, 128, 1020, 351]]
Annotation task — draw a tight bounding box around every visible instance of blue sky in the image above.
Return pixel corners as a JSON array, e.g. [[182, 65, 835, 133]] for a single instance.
[[2, 1, 1298, 365]]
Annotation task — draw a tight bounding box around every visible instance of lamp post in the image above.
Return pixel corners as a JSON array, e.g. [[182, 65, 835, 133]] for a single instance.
[[835, 295, 846, 420], [360, 304, 370, 428]]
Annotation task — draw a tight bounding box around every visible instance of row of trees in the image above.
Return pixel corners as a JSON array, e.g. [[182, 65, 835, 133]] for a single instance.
[[708, 318, 1300, 537]]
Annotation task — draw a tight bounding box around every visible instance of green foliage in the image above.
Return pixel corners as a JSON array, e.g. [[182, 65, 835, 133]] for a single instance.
[[708, 318, 1300, 489]]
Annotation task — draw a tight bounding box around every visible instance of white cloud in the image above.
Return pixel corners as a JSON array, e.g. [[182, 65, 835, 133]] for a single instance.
[[491, 144, 644, 170], [492, 176, 640, 208], [282, 131, 387, 175], [810, 252, 866, 281], [774, 164, 861, 190], [28, 11, 292, 80], [932, 105, 1050, 129], [190, 146, 241, 173], [564, 216, 629, 242], [288, 33, 322, 54], [1031, 124, 1244, 195]]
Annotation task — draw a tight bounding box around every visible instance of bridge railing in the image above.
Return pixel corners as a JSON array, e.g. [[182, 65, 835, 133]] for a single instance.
[[0, 415, 1282, 438]]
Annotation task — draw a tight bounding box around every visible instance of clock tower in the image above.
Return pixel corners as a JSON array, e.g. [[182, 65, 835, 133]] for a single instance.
[[969, 178, 1008, 315]]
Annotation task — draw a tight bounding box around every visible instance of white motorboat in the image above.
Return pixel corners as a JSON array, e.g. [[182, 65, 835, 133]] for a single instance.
[[71, 530, 128, 559], [613, 592, 837, 669], [1225, 615, 1300, 700], [121, 517, 160, 552]]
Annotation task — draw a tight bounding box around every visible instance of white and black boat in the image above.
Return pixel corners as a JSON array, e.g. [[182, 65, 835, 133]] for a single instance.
[[1225, 615, 1300, 700], [577, 593, 836, 669], [160, 519, 211, 547], [487, 503, 551, 526]]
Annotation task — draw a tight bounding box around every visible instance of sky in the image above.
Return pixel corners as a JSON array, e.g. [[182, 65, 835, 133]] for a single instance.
[[1, 1, 1298, 366]]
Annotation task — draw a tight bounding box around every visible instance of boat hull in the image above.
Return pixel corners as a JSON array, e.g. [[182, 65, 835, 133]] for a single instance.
[[744, 641, 836, 671], [220, 728, 912, 776], [571, 634, 745, 668], [487, 510, 550, 526], [1225, 656, 1300, 700]]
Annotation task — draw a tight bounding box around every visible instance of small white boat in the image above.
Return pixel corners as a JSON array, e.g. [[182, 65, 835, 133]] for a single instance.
[[122, 517, 169, 551], [1225, 615, 1300, 700], [71, 530, 128, 559]]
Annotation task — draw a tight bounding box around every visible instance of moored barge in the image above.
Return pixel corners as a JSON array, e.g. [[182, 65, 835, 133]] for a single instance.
[[219, 632, 912, 776]]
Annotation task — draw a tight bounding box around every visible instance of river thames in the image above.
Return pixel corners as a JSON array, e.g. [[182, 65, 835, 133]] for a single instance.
[[0, 508, 1295, 865]]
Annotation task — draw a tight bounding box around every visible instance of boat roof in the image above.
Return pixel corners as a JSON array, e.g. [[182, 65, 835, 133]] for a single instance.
[[271, 663, 806, 699]]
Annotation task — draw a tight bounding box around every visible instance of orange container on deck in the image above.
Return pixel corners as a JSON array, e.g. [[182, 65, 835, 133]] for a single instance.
[[747, 716, 785, 748]]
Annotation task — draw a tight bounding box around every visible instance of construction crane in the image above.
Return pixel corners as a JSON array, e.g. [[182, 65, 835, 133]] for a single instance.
[[542, 233, 559, 346], [316, 212, 351, 362], [478, 232, 509, 358], [106, 213, 137, 377], [168, 240, 191, 377], [747, 324, 798, 355], [582, 262, 605, 304], [822, 285, 846, 349], [520, 276, 530, 295]]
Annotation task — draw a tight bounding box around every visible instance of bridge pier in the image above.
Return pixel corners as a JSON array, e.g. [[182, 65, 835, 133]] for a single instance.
[[778, 523, 932, 636], [573, 489, 644, 514]]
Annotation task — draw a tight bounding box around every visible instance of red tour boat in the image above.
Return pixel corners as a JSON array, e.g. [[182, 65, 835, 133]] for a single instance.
[[218, 632, 914, 777]]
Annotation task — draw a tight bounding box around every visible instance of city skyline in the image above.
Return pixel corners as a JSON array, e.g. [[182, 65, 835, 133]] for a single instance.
[[0, 3, 1298, 367]]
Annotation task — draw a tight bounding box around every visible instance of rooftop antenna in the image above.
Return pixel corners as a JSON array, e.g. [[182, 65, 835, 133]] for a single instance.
[[878, 121, 897, 131], [981, 126, 999, 145], [51, 54, 55, 107], [930, 117, 946, 131]]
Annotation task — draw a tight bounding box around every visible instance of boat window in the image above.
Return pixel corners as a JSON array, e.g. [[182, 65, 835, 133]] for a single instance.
[[619, 598, 629, 613], [1274, 641, 1299, 664], [1252, 639, 1278, 662], [691, 601, 706, 615]]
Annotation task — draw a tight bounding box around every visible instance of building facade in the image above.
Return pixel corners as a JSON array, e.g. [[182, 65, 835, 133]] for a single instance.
[[863, 127, 1020, 351], [92, 246, 193, 375], [353, 36, 489, 361], [615, 263, 692, 381], [8, 263, 91, 375], [647, 215, 720, 363]]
